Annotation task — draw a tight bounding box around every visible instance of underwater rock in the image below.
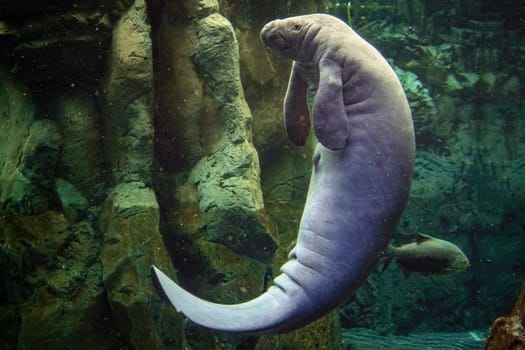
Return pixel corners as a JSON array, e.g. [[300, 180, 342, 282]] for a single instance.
[[54, 91, 107, 202], [1, 119, 62, 215], [502, 76, 521, 96], [0, 211, 69, 306], [485, 281, 525, 349], [260, 146, 312, 241], [445, 72, 480, 93], [154, 1, 208, 171], [410, 44, 461, 87], [18, 286, 119, 350], [397, 0, 426, 26], [191, 11, 276, 260], [237, 24, 297, 159], [445, 74, 464, 91], [195, 240, 268, 301], [255, 312, 342, 350], [393, 66, 436, 133], [0, 68, 62, 215], [0, 211, 124, 349], [480, 72, 497, 92], [54, 178, 89, 222], [237, 28, 276, 86], [190, 141, 276, 260], [156, 5, 276, 260], [102, 0, 154, 185], [410, 151, 459, 201], [99, 181, 183, 349], [194, 12, 253, 142], [0, 3, 115, 85]]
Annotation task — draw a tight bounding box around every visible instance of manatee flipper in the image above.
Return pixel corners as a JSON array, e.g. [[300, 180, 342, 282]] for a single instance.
[[284, 61, 311, 146], [312, 58, 349, 150]]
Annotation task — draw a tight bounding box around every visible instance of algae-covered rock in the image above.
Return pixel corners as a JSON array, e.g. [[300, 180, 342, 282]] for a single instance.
[[157, 6, 276, 261], [480, 72, 497, 91], [54, 178, 89, 222], [54, 91, 107, 202], [190, 11, 276, 260], [445, 72, 480, 93], [1, 1, 184, 349], [0, 66, 34, 177], [256, 312, 342, 350], [0, 4, 114, 85], [194, 12, 253, 143], [99, 181, 183, 349], [485, 281, 525, 349], [154, 1, 207, 171], [196, 240, 268, 302], [0, 67, 63, 214], [0, 211, 124, 350], [502, 76, 521, 96], [16, 221, 117, 350], [410, 44, 461, 87], [393, 65, 436, 133], [190, 141, 277, 260], [1, 119, 62, 214], [102, 0, 154, 185], [397, 0, 426, 26]]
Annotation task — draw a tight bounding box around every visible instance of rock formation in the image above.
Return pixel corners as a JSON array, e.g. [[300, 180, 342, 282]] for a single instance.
[[0, 1, 182, 349], [485, 281, 525, 349]]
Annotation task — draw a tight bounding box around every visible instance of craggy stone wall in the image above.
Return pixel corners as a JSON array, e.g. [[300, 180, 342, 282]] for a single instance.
[[0, 0, 338, 348], [486, 281, 525, 349], [0, 1, 182, 349]]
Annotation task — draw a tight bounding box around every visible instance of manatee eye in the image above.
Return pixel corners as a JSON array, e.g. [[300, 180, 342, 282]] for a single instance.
[[292, 23, 302, 31]]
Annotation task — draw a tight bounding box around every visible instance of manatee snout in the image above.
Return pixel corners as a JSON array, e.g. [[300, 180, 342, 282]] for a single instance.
[[260, 20, 290, 53]]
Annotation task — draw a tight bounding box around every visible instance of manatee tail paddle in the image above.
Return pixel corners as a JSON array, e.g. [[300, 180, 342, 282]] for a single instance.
[[150, 265, 316, 335]]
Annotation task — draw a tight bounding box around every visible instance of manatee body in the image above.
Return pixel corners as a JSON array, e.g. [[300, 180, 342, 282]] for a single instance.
[[151, 13, 415, 334]]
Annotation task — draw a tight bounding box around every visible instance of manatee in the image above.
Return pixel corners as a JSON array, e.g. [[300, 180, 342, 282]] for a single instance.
[[150, 13, 415, 335]]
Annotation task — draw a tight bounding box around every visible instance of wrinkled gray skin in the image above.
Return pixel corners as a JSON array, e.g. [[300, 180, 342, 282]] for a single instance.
[[151, 13, 415, 335]]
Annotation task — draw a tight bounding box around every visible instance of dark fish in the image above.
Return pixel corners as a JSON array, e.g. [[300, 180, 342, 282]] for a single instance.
[[382, 233, 470, 278]]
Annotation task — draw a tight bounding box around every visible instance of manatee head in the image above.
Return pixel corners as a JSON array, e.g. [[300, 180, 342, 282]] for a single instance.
[[260, 16, 315, 59]]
